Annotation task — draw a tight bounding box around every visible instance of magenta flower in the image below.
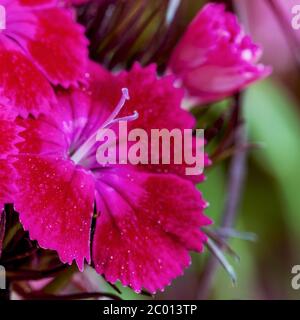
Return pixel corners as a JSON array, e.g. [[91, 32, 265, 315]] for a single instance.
[[13, 62, 211, 293], [169, 3, 271, 104], [0, 0, 88, 117]]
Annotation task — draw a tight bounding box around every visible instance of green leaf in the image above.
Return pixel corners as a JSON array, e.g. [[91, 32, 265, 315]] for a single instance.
[[244, 79, 300, 236]]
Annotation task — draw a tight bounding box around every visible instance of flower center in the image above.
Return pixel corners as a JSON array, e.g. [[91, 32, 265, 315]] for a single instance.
[[71, 88, 138, 165]]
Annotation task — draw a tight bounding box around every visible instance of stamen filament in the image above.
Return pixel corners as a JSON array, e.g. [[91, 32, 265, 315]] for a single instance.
[[71, 88, 138, 165], [101, 88, 130, 128]]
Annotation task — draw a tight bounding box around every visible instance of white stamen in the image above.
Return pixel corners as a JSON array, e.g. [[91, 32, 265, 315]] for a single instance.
[[71, 88, 138, 164]]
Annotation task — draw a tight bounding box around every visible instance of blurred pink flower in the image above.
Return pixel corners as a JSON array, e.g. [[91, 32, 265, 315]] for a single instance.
[[235, 0, 299, 76], [0, 0, 88, 117], [169, 3, 271, 104]]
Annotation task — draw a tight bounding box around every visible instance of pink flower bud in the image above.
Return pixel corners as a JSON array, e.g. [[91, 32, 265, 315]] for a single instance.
[[169, 3, 271, 104]]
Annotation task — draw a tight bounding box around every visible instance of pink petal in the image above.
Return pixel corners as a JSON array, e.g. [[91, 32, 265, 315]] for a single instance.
[[0, 0, 89, 116], [23, 8, 89, 87], [0, 108, 21, 209], [0, 160, 16, 210], [14, 155, 95, 270], [17, 0, 58, 7], [55, 80, 105, 151], [0, 45, 55, 117], [0, 119, 21, 159], [93, 167, 211, 293], [111, 63, 195, 131], [16, 116, 68, 156]]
